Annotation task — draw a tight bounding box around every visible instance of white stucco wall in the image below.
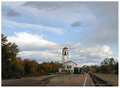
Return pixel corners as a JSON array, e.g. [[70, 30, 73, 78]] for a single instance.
[[62, 48, 69, 63], [63, 61, 77, 72], [62, 56, 69, 63]]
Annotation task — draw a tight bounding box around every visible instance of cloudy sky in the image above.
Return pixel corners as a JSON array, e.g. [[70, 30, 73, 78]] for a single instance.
[[2, 2, 118, 66]]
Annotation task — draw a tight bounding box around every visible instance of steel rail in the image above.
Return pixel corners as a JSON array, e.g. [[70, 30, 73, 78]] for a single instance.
[[89, 73, 112, 86]]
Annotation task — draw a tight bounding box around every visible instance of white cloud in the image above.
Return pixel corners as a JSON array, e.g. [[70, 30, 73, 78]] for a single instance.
[[3, 1, 117, 66], [3, 19, 63, 34], [8, 32, 61, 51], [8, 32, 62, 62], [64, 42, 115, 66], [21, 2, 98, 24], [7, 32, 115, 66], [18, 51, 61, 62], [21, 2, 118, 44], [3, 2, 98, 25], [2, 2, 118, 44]]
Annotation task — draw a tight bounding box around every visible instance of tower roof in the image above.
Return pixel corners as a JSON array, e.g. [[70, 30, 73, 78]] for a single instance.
[[63, 47, 68, 49]]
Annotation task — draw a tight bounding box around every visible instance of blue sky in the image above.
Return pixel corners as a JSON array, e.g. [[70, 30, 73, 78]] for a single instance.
[[2, 2, 118, 66]]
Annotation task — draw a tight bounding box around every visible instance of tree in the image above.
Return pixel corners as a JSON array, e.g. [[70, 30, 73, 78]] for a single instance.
[[109, 58, 115, 66], [10, 63, 23, 78], [101, 58, 109, 66], [100, 58, 118, 74], [114, 62, 118, 74], [2, 34, 20, 79], [36, 62, 61, 75], [2, 34, 19, 61], [24, 63, 32, 75]]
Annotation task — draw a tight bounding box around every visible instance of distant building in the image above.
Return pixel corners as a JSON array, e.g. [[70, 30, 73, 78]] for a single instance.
[[59, 47, 77, 74]]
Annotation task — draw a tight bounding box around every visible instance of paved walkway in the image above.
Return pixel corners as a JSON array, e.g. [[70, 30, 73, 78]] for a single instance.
[[2, 75, 56, 86], [2, 74, 94, 86], [60, 74, 94, 86], [46, 74, 79, 86]]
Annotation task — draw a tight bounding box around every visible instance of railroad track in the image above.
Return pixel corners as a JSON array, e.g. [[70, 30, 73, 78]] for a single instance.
[[89, 73, 112, 86]]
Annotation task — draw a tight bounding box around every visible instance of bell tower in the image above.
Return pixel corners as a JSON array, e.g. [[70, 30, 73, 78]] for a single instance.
[[62, 47, 69, 64]]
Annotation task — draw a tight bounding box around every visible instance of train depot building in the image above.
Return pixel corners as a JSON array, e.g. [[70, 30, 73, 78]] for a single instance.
[[59, 47, 84, 74]]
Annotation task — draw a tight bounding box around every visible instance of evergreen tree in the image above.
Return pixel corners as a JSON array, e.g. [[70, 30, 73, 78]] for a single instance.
[[2, 34, 20, 79], [24, 63, 32, 75]]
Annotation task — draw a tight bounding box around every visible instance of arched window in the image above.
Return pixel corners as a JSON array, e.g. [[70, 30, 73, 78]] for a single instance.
[[64, 52, 66, 55]]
